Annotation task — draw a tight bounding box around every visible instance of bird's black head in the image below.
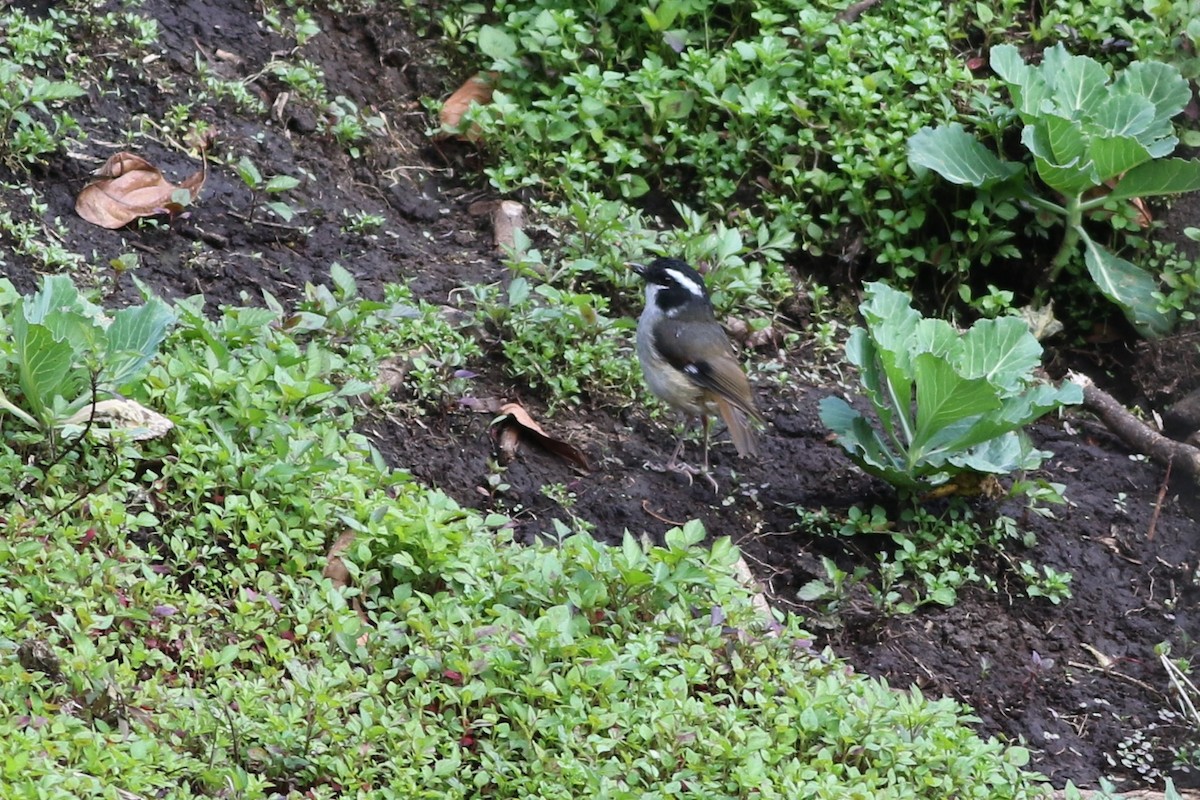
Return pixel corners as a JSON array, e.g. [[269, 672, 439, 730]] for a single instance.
[[632, 257, 711, 315]]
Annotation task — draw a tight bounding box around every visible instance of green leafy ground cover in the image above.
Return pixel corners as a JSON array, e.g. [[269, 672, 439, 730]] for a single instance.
[[1, 276, 1045, 798]]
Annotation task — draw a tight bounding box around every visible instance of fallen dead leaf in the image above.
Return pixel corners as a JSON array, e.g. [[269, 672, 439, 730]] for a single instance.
[[437, 72, 497, 142], [76, 151, 207, 229], [490, 402, 589, 471], [497, 424, 521, 463], [59, 398, 174, 441], [323, 529, 356, 589], [467, 199, 499, 217], [492, 200, 524, 252], [1018, 302, 1064, 341], [323, 529, 370, 646]]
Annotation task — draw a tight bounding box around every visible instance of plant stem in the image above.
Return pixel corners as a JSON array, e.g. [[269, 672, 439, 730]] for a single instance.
[[1044, 194, 1083, 288]]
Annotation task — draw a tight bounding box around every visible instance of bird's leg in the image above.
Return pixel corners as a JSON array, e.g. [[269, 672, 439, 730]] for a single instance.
[[646, 417, 704, 487], [696, 414, 718, 491], [664, 420, 690, 471]]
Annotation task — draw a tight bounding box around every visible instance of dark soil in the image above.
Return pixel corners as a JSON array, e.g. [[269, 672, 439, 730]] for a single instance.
[[3, 0, 1199, 791]]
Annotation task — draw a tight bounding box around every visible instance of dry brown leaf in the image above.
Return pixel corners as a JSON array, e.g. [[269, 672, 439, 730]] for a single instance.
[[467, 199, 499, 217], [492, 200, 524, 252], [323, 529, 370, 645], [491, 402, 589, 471], [497, 424, 521, 463], [437, 72, 497, 142], [323, 529, 357, 589], [1018, 302, 1064, 341], [76, 151, 207, 229], [60, 398, 174, 441]]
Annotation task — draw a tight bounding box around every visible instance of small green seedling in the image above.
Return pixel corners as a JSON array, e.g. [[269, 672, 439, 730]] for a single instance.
[[233, 156, 302, 223]]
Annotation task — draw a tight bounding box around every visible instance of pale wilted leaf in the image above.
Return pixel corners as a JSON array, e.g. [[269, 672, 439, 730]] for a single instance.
[[59, 397, 173, 440], [1018, 302, 1065, 341], [323, 529, 370, 645], [492, 200, 524, 252], [76, 152, 207, 229]]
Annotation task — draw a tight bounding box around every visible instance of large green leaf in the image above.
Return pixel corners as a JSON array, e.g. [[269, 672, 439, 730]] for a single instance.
[[1042, 113, 1087, 165], [911, 317, 960, 360], [957, 317, 1042, 391], [990, 44, 1050, 120], [1043, 44, 1108, 116], [859, 282, 920, 368], [818, 396, 916, 491], [859, 283, 923, 441], [11, 310, 75, 427], [992, 382, 1084, 428], [1107, 158, 1200, 201], [1022, 124, 1096, 195], [925, 382, 1082, 459], [1115, 61, 1191, 125], [1091, 94, 1156, 140], [909, 354, 1002, 461], [22, 274, 81, 324], [478, 24, 517, 62], [947, 433, 1044, 475], [1080, 233, 1175, 338], [907, 124, 1022, 188], [105, 298, 176, 388], [845, 327, 892, 432], [1089, 134, 1151, 183]]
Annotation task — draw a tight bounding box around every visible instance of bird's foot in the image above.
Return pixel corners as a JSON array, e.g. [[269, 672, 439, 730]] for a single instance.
[[644, 460, 719, 492]]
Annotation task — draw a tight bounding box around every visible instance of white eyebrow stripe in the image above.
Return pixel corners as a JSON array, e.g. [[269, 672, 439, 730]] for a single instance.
[[666, 268, 705, 297]]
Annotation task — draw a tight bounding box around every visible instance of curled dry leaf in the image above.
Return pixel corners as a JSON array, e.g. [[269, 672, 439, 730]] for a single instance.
[[323, 529, 356, 589], [60, 398, 174, 441], [323, 529, 371, 645], [492, 200, 524, 252], [437, 72, 497, 142], [746, 325, 782, 350], [1018, 302, 1064, 341], [76, 151, 207, 229], [490, 401, 589, 471]]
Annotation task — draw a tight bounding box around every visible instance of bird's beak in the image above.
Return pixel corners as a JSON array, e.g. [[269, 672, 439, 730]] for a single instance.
[[628, 261, 647, 277]]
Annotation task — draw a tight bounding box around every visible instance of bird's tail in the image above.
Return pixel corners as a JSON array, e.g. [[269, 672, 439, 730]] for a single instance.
[[715, 397, 758, 458]]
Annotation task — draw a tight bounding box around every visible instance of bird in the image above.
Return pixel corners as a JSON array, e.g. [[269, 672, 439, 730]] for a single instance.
[[631, 257, 762, 482]]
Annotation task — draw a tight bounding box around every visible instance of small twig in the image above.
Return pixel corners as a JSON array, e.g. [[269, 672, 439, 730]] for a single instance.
[[640, 499, 686, 526], [218, 701, 242, 767], [40, 369, 103, 477], [834, 0, 883, 23], [226, 210, 307, 232], [1147, 456, 1172, 541], [1067, 659, 1163, 697], [46, 448, 122, 523], [1160, 651, 1200, 728]]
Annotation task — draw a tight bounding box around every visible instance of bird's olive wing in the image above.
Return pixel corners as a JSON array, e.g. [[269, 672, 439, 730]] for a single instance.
[[654, 318, 761, 420]]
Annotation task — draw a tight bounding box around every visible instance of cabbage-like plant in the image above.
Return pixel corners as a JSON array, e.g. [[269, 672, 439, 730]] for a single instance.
[[0, 275, 174, 437], [819, 282, 1082, 496], [909, 44, 1200, 337]]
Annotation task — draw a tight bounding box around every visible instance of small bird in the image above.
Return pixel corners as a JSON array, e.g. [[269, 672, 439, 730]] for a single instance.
[[631, 257, 762, 481]]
